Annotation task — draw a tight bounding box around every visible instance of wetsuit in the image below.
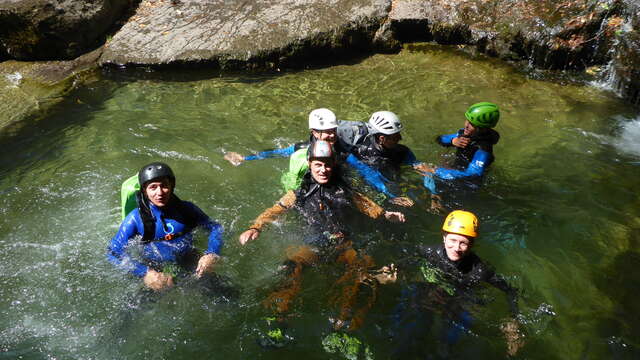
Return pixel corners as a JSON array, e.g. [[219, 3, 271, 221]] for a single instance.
[[427, 128, 500, 193], [353, 136, 419, 173], [252, 169, 385, 245], [389, 244, 518, 356], [107, 196, 223, 277], [411, 245, 518, 314], [248, 168, 387, 329]]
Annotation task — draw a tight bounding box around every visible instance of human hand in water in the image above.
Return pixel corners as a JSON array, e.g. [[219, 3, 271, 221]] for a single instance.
[[224, 152, 245, 166], [452, 136, 470, 148], [368, 264, 397, 284], [501, 318, 525, 356], [239, 228, 260, 245], [389, 196, 414, 207], [195, 253, 219, 278], [414, 163, 435, 175], [143, 269, 174, 291], [384, 211, 406, 223]]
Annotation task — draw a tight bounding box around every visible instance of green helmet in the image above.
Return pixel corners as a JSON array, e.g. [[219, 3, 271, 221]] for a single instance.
[[465, 102, 499, 128]]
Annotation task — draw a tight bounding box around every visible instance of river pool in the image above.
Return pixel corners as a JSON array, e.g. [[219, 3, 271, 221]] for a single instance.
[[1, 43, 639, 359]]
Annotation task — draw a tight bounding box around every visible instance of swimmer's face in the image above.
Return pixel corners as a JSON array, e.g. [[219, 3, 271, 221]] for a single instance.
[[377, 133, 402, 149], [144, 177, 173, 207], [443, 232, 473, 262], [463, 120, 478, 137], [309, 159, 334, 184], [311, 129, 337, 144]]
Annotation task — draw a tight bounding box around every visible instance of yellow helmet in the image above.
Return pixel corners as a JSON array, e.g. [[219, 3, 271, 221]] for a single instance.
[[442, 210, 478, 238]]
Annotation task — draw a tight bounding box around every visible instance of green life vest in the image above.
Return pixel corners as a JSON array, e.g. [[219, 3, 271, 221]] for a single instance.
[[280, 148, 309, 191], [121, 174, 140, 220]]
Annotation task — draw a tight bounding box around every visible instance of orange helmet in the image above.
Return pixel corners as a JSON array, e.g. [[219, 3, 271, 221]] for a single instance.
[[442, 210, 478, 238]]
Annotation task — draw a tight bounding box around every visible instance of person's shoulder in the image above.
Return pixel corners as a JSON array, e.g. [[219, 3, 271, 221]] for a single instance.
[[417, 244, 439, 257], [179, 199, 203, 212], [466, 251, 493, 272], [123, 208, 141, 222], [396, 143, 413, 155]]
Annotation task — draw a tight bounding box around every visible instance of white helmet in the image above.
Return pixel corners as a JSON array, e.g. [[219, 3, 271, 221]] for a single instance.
[[308, 108, 338, 130], [307, 140, 335, 161], [368, 111, 403, 135]]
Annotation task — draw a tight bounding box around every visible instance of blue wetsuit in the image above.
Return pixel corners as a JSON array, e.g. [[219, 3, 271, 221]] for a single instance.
[[351, 135, 421, 196], [426, 128, 500, 193], [107, 199, 223, 277], [244, 142, 307, 161]]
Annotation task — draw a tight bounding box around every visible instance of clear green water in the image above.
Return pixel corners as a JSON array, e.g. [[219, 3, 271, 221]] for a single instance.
[[1, 44, 639, 359]]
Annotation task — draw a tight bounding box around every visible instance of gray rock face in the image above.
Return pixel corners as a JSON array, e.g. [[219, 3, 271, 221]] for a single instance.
[[610, 1, 639, 106], [387, 0, 640, 105], [1, 0, 638, 108], [390, 0, 614, 69], [99, 0, 393, 67], [0, 0, 133, 60]]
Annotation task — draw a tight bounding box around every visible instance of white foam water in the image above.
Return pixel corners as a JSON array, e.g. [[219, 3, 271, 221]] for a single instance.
[[613, 116, 640, 159]]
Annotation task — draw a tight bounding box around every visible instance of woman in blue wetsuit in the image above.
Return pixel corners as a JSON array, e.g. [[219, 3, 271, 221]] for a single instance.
[[107, 162, 223, 291]]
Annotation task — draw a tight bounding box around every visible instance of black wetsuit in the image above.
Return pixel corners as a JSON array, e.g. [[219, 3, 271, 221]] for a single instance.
[[412, 244, 518, 315], [352, 135, 418, 180], [293, 169, 355, 245], [387, 244, 518, 356]]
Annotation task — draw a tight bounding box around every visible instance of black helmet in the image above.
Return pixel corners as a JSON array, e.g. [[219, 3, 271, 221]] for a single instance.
[[138, 162, 175, 188]]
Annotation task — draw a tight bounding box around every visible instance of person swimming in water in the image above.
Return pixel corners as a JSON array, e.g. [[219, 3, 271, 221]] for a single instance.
[[107, 162, 223, 291], [371, 210, 524, 357], [419, 102, 501, 210], [239, 140, 406, 348]]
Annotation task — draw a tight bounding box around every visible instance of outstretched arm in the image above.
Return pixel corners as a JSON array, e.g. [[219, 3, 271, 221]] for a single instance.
[[225, 142, 309, 165], [489, 271, 525, 356], [239, 191, 296, 245], [345, 154, 395, 197], [352, 192, 405, 223], [433, 149, 491, 180]]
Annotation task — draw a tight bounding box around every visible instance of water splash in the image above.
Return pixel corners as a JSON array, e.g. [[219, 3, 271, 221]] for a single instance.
[[517, 303, 556, 336], [612, 116, 640, 159], [5, 72, 22, 88]]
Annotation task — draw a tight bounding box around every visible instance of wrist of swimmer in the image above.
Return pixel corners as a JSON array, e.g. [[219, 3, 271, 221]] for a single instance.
[[249, 227, 261, 232]]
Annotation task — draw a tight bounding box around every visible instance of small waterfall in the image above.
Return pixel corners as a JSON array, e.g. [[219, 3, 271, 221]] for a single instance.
[[596, 1, 640, 106]]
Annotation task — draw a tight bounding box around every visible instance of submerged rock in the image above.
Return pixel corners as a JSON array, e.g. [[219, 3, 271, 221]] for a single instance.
[[99, 0, 394, 68], [0, 0, 134, 60], [0, 49, 101, 129], [0, 0, 638, 121]]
